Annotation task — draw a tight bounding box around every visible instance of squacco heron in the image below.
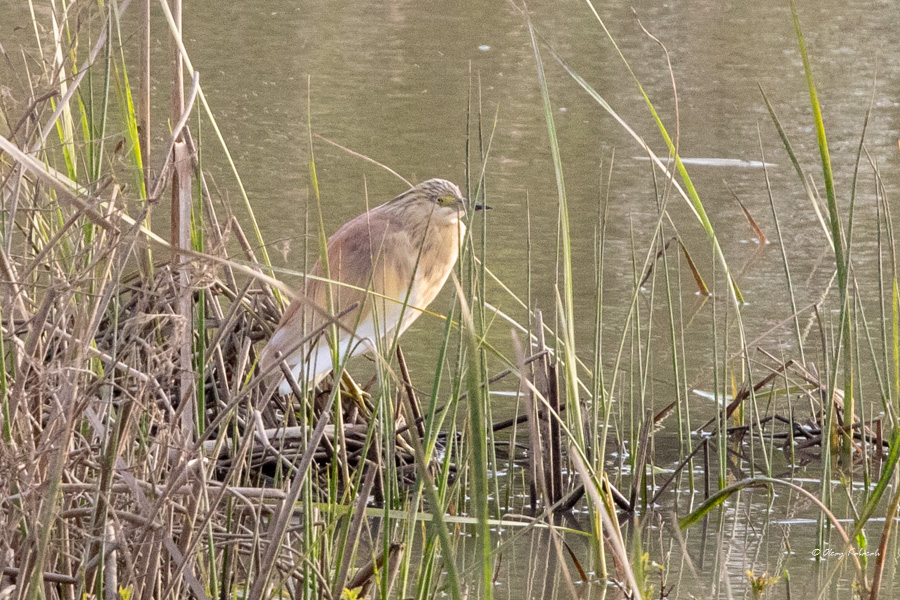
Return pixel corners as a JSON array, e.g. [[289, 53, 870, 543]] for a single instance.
[[260, 178, 483, 394]]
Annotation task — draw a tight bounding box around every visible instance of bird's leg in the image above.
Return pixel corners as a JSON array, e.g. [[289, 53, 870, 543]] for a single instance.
[[340, 370, 372, 420]]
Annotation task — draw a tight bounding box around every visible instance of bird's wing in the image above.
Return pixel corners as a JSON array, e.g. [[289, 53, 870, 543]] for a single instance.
[[261, 206, 418, 370]]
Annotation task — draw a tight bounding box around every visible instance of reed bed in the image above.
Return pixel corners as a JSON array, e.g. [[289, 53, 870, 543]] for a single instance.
[[0, 1, 898, 600]]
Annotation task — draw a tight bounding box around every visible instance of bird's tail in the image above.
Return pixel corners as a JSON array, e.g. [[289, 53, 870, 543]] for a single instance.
[[261, 316, 386, 394]]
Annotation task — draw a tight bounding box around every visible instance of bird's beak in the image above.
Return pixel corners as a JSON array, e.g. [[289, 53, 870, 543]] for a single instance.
[[458, 197, 491, 212]]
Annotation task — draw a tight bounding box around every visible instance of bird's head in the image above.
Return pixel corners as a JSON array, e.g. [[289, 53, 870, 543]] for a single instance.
[[391, 178, 488, 222]]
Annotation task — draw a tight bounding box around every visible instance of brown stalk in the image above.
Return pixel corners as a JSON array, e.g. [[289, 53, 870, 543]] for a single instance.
[[345, 542, 404, 597], [396, 346, 425, 439], [725, 180, 768, 244], [172, 140, 195, 435]]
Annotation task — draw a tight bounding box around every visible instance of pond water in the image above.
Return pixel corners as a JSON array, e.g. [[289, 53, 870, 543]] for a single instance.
[[5, 0, 899, 597], [170, 0, 900, 378]]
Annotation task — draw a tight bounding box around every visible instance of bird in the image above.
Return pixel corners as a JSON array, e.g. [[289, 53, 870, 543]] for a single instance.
[[260, 178, 484, 394]]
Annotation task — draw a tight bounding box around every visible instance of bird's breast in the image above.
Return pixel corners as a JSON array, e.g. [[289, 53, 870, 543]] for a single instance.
[[407, 219, 464, 308]]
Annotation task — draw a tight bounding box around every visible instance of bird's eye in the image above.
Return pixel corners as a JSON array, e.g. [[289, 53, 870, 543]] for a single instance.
[[437, 195, 455, 206]]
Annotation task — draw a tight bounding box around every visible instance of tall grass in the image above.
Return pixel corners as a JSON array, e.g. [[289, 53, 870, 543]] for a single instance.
[[0, 2, 897, 600]]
